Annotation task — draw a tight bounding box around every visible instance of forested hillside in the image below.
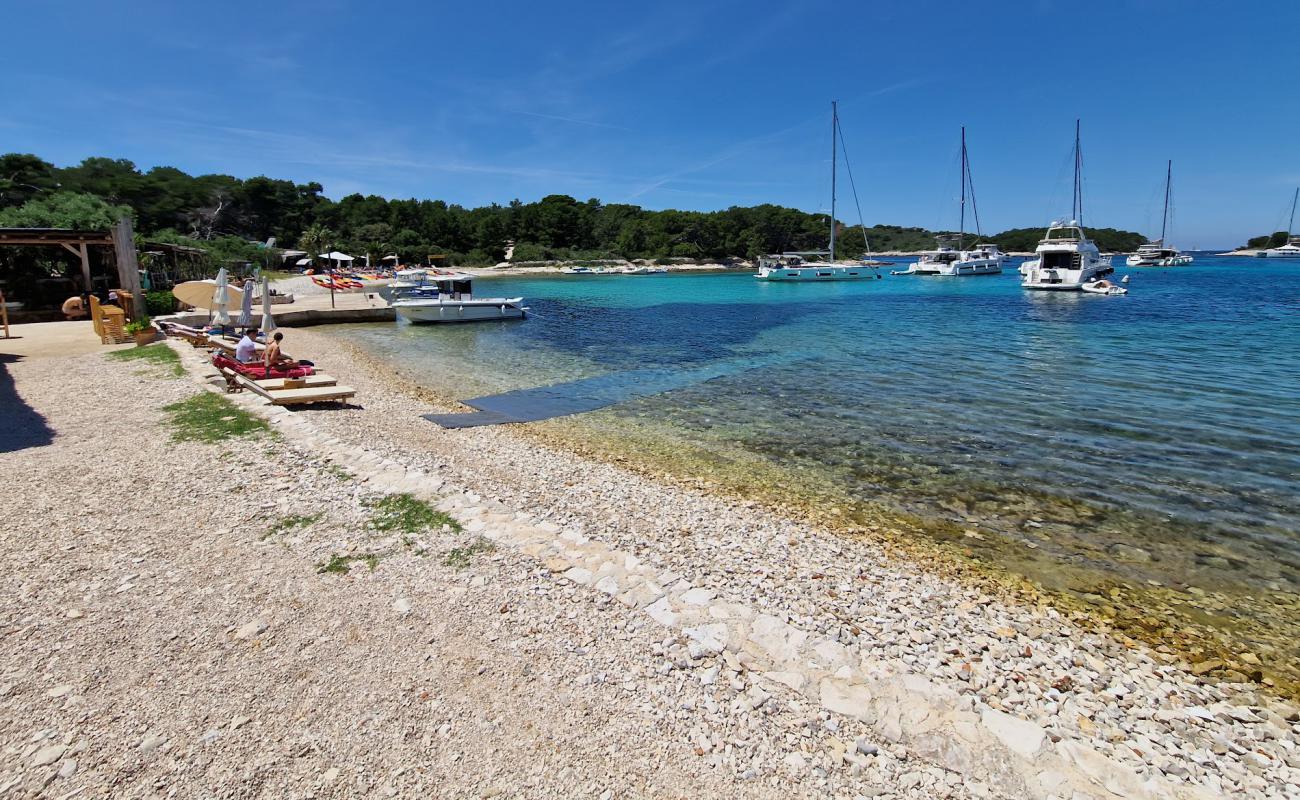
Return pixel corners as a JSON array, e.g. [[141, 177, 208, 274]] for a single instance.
[[0, 153, 1147, 266]]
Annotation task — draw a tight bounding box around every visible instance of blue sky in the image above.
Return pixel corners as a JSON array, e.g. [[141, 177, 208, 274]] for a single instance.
[[3, 0, 1297, 247]]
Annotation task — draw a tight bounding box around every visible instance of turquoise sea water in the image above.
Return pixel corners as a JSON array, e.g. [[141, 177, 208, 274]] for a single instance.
[[336, 255, 1300, 600]]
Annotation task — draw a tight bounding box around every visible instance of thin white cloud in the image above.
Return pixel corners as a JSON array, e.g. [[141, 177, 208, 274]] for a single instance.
[[505, 109, 632, 132]]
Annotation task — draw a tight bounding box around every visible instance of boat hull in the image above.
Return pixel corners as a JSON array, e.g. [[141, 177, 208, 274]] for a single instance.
[[1126, 255, 1193, 267], [755, 265, 878, 281], [394, 299, 527, 323], [936, 260, 1003, 276]]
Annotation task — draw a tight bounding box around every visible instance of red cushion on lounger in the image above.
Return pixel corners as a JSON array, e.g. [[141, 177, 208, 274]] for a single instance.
[[212, 353, 314, 379]]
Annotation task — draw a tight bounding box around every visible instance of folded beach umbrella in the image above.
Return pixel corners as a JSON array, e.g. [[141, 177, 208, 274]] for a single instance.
[[212, 268, 231, 327], [238, 278, 254, 327], [260, 275, 277, 333]]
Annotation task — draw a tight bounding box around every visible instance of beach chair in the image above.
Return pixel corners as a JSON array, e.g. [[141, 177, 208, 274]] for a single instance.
[[255, 374, 338, 390], [223, 369, 356, 406]]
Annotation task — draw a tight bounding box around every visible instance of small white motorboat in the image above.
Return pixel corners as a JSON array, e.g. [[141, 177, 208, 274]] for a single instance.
[[1081, 279, 1127, 296], [388, 270, 526, 323]]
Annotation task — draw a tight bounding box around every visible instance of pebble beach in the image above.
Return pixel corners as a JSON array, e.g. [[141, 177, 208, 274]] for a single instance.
[[1, 331, 1297, 798]]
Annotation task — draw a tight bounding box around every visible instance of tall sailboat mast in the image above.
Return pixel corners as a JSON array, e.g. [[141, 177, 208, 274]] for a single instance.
[[959, 126, 967, 251], [829, 101, 838, 263], [1160, 159, 1172, 243], [1071, 119, 1083, 226], [1288, 187, 1299, 239]]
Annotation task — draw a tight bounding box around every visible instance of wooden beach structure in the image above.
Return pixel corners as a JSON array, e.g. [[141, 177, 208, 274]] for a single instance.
[[0, 218, 146, 323]]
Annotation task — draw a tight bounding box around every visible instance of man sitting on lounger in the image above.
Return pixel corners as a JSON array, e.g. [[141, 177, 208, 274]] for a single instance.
[[264, 331, 292, 369], [235, 327, 259, 363]]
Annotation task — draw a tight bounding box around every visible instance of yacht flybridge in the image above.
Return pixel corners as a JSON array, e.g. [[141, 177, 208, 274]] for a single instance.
[[1022, 121, 1116, 292], [756, 102, 880, 282], [386, 269, 526, 323], [902, 127, 1005, 277], [1260, 188, 1300, 258], [1127, 160, 1192, 267]]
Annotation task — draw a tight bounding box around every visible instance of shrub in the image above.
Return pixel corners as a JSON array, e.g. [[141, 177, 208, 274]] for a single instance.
[[145, 290, 176, 316]]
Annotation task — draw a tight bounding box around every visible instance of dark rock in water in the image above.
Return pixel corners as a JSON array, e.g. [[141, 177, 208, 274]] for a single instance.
[[1107, 543, 1152, 563], [1195, 553, 1233, 570]]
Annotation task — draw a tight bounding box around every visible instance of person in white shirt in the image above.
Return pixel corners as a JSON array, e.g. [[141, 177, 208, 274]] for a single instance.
[[235, 327, 259, 363]]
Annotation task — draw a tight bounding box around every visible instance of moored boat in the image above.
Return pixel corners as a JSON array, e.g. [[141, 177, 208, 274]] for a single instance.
[[1022, 122, 1115, 292], [1127, 161, 1193, 267], [904, 127, 1005, 277], [388, 270, 526, 323], [755, 101, 880, 282], [1081, 278, 1127, 295], [1260, 189, 1300, 258]]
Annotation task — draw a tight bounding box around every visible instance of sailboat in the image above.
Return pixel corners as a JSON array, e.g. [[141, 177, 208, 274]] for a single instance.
[[1021, 121, 1115, 292], [1260, 188, 1300, 258], [1127, 160, 1192, 266], [755, 102, 879, 281], [904, 127, 1005, 276]]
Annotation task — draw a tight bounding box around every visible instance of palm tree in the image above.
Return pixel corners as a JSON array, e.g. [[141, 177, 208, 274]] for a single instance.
[[298, 224, 334, 268]]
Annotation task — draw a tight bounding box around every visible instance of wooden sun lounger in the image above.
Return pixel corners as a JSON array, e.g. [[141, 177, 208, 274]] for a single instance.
[[224, 369, 356, 406], [255, 374, 337, 390], [160, 322, 210, 347]]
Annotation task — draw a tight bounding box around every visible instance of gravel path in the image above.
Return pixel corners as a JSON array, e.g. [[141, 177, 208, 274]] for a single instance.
[[1, 350, 998, 798]]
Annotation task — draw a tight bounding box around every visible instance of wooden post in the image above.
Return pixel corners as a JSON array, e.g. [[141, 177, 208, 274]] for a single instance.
[[112, 217, 145, 320], [58, 242, 92, 291], [0, 290, 10, 339]]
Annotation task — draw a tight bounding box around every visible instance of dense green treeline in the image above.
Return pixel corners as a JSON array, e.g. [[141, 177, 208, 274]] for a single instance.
[[2, 152, 1155, 266], [1245, 231, 1294, 249]]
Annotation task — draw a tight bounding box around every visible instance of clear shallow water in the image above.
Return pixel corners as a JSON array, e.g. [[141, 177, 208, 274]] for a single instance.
[[338, 256, 1300, 599]]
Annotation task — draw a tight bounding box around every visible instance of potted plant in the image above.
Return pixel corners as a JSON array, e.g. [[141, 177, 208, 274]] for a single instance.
[[125, 315, 157, 346]]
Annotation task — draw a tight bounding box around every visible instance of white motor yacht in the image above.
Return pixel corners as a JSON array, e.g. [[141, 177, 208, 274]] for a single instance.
[[1022, 122, 1115, 292], [756, 101, 880, 282], [1021, 221, 1114, 290], [389, 270, 526, 322], [1127, 161, 1193, 266]]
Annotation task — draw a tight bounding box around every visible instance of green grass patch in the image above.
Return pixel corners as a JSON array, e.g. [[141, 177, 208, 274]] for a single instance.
[[366, 493, 461, 534], [107, 343, 183, 377], [442, 537, 495, 569], [264, 512, 322, 539], [162, 392, 271, 443], [316, 553, 381, 575], [323, 464, 354, 482]]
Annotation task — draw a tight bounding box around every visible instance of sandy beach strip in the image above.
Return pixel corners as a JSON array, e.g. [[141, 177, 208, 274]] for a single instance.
[[1, 332, 1296, 797]]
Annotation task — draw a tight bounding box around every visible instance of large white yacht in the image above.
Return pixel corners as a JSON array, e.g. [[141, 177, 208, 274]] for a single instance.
[[1022, 122, 1116, 292], [756, 101, 880, 282], [1020, 221, 1114, 290], [1260, 188, 1300, 258], [387, 269, 526, 322], [1127, 160, 1193, 267], [901, 128, 1005, 277]]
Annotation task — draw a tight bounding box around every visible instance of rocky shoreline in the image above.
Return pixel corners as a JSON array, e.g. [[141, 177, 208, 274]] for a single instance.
[[2, 335, 1296, 797], [271, 328, 1300, 795]]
